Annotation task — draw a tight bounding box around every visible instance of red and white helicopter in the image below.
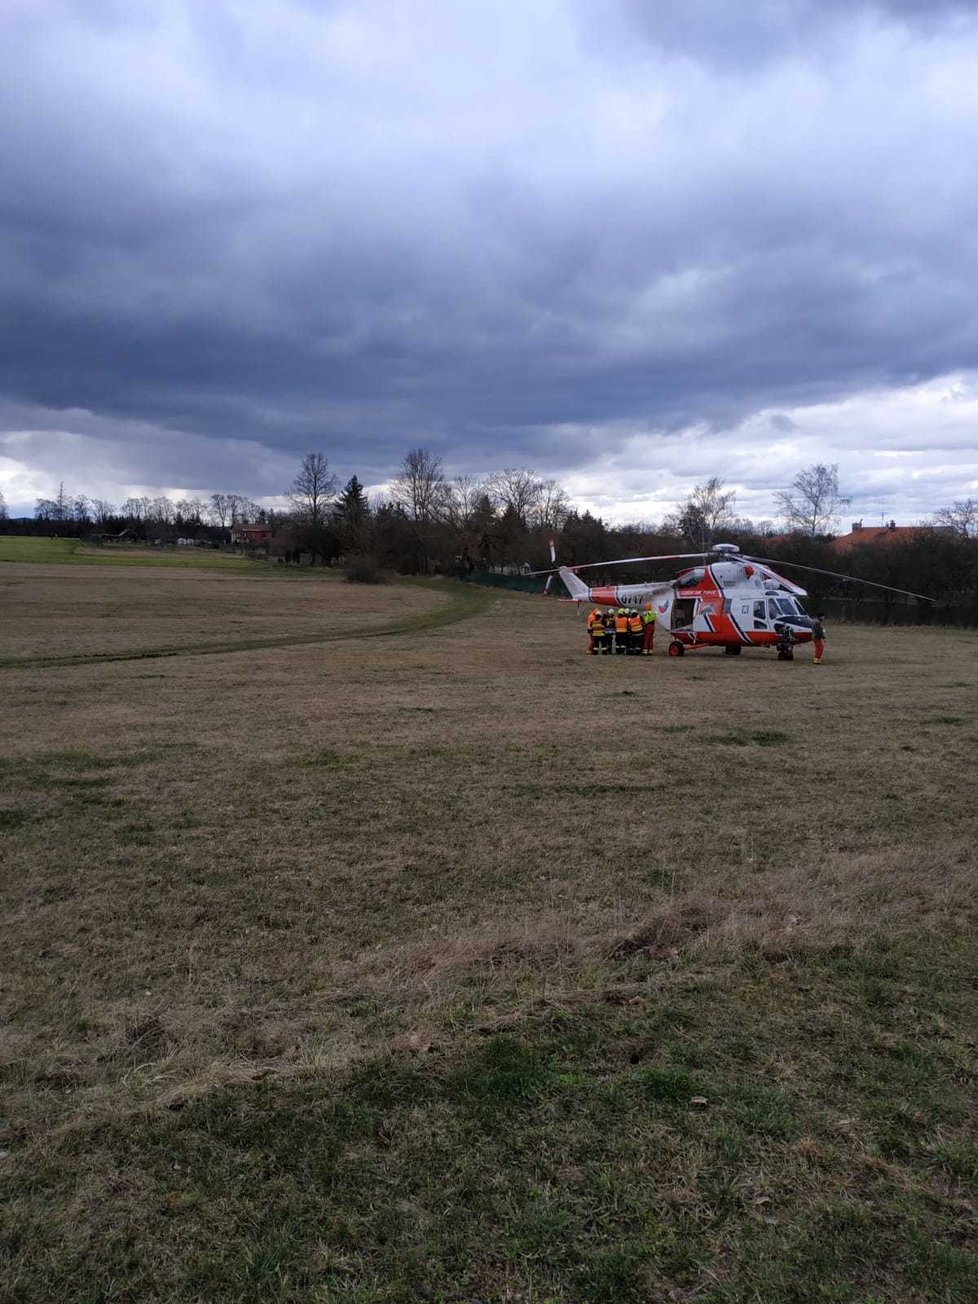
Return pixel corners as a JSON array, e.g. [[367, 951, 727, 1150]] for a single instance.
[[535, 542, 931, 657]]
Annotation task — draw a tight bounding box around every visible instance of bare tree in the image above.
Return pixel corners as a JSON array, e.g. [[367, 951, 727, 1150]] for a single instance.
[[226, 494, 260, 524], [933, 497, 978, 539], [71, 495, 92, 524], [147, 496, 174, 526], [389, 447, 447, 522], [91, 499, 115, 527], [775, 463, 850, 536], [448, 474, 480, 521], [173, 497, 206, 528], [531, 478, 570, 531], [290, 453, 339, 562], [0, 488, 7, 520], [440, 475, 486, 533], [666, 477, 737, 549], [485, 467, 543, 527], [208, 492, 234, 529], [35, 482, 72, 522], [121, 496, 151, 523]]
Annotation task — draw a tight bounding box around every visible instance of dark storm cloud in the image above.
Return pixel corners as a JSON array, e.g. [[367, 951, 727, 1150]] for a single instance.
[[2, 0, 978, 516]]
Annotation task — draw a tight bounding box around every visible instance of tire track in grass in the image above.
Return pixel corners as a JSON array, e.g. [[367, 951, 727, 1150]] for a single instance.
[[0, 581, 493, 671]]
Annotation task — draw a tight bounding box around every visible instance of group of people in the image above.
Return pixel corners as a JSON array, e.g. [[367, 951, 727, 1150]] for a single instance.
[[774, 613, 828, 663], [586, 605, 656, 656], [587, 606, 828, 662]]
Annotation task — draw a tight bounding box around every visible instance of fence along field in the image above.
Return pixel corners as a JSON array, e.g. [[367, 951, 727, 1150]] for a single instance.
[[1, 556, 977, 1302]]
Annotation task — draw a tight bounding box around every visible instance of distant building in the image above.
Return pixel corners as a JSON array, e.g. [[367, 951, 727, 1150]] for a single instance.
[[230, 523, 273, 545], [830, 520, 939, 553]]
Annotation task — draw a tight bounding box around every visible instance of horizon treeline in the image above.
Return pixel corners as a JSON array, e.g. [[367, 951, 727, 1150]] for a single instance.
[[2, 451, 976, 601]]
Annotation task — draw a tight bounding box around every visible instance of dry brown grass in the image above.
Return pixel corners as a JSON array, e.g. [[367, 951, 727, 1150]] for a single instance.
[[1, 569, 977, 1299], [1, 578, 975, 1118], [0, 562, 445, 660]]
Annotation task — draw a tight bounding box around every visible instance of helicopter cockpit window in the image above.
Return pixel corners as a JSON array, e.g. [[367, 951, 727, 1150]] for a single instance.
[[775, 598, 799, 616], [676, 568, 705, 587]]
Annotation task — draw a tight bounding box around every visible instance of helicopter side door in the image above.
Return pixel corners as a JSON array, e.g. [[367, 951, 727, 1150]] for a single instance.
[[669, 596, 696, 632], [692, 597, 719, 635]]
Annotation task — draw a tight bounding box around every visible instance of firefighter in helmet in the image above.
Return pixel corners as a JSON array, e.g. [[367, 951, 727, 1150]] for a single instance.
[[613, 606, 629, 654], [627, 608, 644, 655], [587, 606, 607, 655]]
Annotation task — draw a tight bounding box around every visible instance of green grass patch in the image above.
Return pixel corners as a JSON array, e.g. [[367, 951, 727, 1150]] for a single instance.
[[0, 535, 282, 571], [6, 952, 976, 1303], [929, 1139, 978, 1185]]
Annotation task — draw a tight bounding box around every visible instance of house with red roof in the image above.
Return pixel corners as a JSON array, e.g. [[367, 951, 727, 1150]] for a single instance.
[[230, 523, 273, 546], [830, 521, 939, 553]]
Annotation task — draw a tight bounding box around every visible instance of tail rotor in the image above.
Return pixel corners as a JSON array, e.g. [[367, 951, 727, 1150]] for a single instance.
[[543, 539, 557, 594]]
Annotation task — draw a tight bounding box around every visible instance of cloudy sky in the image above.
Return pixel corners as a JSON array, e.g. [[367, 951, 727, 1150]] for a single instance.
[[3, 0, 978, 524]]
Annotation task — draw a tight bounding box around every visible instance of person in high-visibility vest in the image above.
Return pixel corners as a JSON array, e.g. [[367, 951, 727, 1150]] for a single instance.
[[627, 608, 644, 655], [641, 603, 657, 655], [613, 607, 629, 654], [587, 607, 606, 655]]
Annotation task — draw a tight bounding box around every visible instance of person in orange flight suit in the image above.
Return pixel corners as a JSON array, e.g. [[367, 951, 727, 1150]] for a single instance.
[[811, 613, 826, 664]]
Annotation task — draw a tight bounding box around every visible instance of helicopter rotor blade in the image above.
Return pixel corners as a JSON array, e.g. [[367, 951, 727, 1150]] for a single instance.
[[745, 555, 935, 604], [525, 552, 708, 578]]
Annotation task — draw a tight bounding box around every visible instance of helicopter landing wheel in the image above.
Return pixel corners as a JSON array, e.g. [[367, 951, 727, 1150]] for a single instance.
[[724, 646, 742, 656], [668, 640, 685, 657]]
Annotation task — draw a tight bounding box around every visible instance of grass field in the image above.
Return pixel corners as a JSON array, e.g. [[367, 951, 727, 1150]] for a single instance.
[[0, 563, 475, 665], [1, 560, 977, 1302], [0, 535, 282, 571]]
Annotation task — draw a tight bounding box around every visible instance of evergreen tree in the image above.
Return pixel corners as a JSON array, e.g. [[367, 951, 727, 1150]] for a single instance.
[[336, 475, 372, 555]]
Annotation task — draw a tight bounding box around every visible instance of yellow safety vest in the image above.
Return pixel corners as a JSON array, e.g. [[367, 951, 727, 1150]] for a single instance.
[[642, 610, 656, 625]]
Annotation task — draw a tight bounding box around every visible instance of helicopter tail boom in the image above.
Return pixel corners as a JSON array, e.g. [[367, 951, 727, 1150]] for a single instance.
[[558, 566, 591, 602]]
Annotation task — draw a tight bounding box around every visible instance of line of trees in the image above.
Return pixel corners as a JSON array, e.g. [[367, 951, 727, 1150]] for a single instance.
[[12, 485, 277, 541], [285, 449, 575, 572], [280, 451, 976, 604], [2, 455, 975, 601]]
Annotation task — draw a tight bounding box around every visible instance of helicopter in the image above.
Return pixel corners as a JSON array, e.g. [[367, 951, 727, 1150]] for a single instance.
[[532, 542, 932, 657]]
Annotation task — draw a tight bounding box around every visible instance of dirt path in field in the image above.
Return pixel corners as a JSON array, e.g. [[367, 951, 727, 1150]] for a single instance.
[[0, 579, 493, 670]]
